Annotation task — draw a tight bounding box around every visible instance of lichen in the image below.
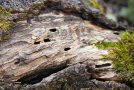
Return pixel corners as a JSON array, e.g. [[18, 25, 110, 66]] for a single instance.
[[95, 31, 134, 81]]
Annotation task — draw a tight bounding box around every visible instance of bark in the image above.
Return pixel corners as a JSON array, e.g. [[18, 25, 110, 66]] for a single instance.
[[0, 0, 132, 90]]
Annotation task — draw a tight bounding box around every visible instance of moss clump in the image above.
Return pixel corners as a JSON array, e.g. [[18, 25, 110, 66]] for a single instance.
[[88, 0, 104, 14], [0, 7, 11, 41], [95, 31, 134, 81]]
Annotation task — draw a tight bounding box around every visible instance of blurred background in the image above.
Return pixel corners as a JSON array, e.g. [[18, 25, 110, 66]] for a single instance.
[[98, 0, 134, 27]]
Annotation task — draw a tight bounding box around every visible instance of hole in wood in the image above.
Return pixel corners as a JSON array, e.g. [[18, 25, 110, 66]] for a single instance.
[[50, 28, 57, 32], [95, 63, 111, 68], [13, 19, 17, 23], [44, 38, 51, 42], [34, 41, 40, 44], [17, 63, 68, 84], [14, 60, 20, 65], [64, 47, 71, 51]]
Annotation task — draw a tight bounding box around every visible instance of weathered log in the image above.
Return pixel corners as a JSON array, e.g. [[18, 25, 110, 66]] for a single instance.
[[0, 0, 132, 90]]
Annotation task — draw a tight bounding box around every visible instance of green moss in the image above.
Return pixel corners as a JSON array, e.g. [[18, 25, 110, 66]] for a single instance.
[[95, 42, 120, 50], [0, 7, 11, 41], [95, 31, 134, 81], [88, 0, 104, 14]]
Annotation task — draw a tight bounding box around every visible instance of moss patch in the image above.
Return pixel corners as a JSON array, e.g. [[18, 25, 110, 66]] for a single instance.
[[0, 7, 11, 41], [95, 31, 134, 81]]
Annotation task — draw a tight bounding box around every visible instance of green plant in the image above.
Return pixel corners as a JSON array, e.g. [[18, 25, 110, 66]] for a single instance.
[[88, 0, 104, 14], [0, 7, 11, 41], [95, 31, 134, 81]]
